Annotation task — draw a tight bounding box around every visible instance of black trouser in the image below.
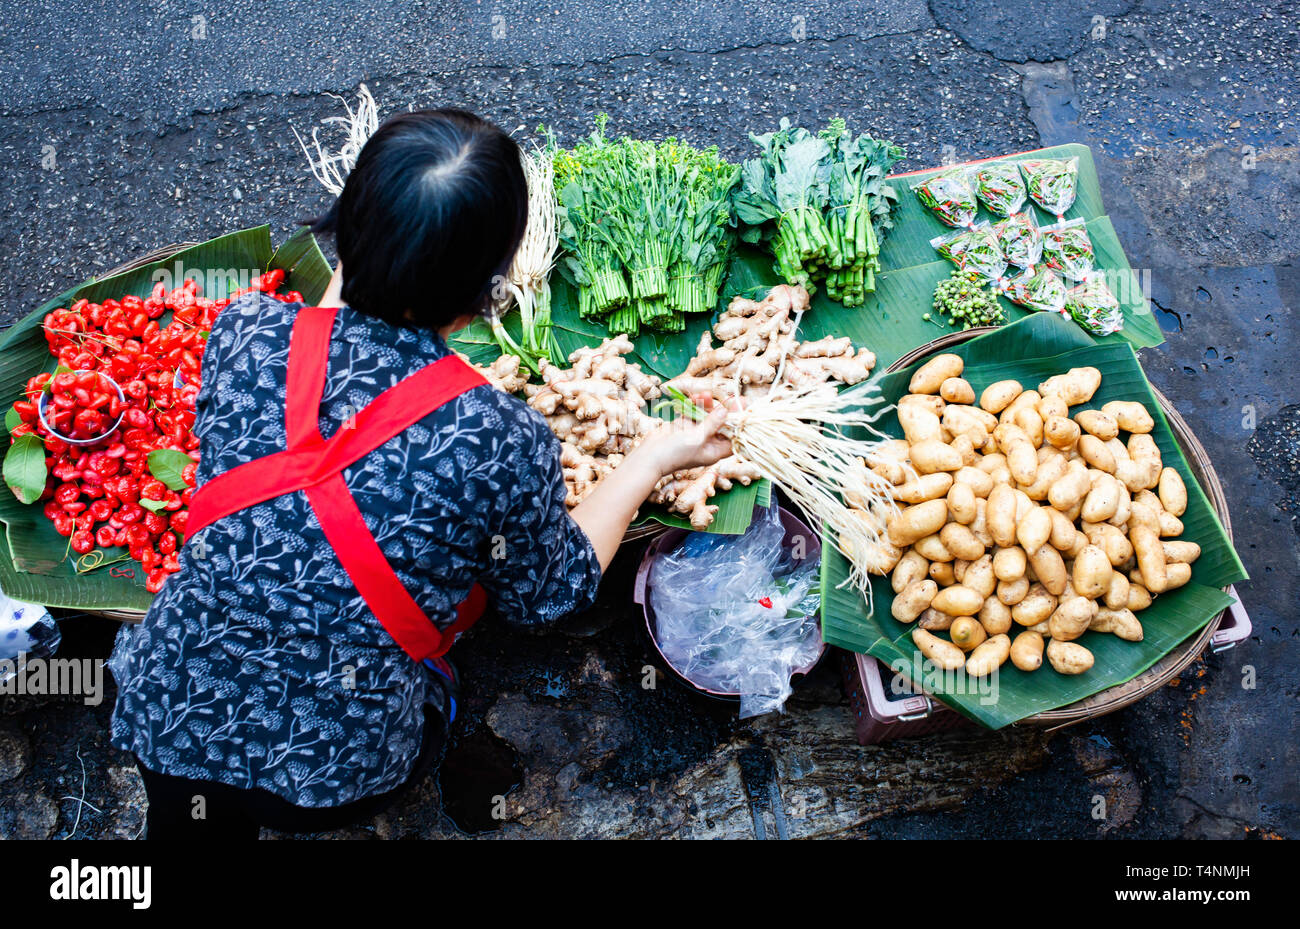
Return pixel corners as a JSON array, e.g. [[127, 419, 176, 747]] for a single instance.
[[136, 709, 447, 839]]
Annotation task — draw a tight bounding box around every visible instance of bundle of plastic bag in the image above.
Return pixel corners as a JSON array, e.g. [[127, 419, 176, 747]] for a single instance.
[[0, 585, 60, 683], [648, 505, 822, 718]]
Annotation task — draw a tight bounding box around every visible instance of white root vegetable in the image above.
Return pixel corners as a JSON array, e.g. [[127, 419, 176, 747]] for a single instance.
[[295, 84, 380, 196]]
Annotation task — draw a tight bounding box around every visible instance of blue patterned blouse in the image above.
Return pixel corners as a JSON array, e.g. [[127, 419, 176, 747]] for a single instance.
[[109, 294, 602, 807]]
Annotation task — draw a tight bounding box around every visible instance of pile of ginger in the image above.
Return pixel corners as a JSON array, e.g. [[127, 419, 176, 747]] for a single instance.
[[461, 283, 877, 530]]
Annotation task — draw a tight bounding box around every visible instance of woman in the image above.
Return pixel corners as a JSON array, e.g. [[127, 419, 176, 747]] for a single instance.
[[108, 109, 733, 838]]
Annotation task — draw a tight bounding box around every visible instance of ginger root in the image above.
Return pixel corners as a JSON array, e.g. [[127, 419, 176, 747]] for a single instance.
[[462, 352, 530, 394]]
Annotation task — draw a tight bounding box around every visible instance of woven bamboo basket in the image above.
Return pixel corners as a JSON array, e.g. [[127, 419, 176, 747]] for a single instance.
[[57, 244, 668, 621], [886, 327, 1233, 729]]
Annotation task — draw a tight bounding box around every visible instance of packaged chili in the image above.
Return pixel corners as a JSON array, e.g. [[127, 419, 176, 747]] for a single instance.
[[1002, 266, 1068, 314], [1042, 218, 1095, 280], [1019, 157, 1079, 220], [970, 160, 1027, 216], [993, 210, 1042, 268], [1066, 272, 1124, 335], [912, 168, 978, 228], [931, 223, 1007, 288]]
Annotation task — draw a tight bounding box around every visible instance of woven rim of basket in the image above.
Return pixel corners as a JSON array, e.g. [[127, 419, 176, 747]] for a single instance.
[[885, 326, 1231, 729], [89, 243, 666, 619]]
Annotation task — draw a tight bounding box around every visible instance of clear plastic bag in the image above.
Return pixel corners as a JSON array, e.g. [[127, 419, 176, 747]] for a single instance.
[[0, 586, 60, 683], [648, 505, 822, 718]]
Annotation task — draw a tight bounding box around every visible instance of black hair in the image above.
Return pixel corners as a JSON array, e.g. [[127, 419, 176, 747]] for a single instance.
[[307, 108, 527, 329]]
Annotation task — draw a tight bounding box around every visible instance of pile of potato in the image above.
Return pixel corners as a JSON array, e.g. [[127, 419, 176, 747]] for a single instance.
[[864, 352, 1199, 679]]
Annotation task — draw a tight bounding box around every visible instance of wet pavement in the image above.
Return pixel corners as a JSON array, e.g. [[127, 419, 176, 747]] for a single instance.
[[0, 0, 1295, 838]]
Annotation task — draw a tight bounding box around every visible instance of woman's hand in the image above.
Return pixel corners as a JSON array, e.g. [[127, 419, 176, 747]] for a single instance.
[[638, 394, 739, 477]]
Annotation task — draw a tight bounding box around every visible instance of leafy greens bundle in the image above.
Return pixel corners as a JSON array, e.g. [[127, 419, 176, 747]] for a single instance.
[[732, 118, 904, 306]]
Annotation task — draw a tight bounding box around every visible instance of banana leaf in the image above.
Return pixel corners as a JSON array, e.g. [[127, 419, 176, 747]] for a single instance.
[[0, 225, 333, 611], [818, 312, 1247, 728]]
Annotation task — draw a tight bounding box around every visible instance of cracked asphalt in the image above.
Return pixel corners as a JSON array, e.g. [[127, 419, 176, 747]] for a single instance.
[[0, 0, 1295, 839]]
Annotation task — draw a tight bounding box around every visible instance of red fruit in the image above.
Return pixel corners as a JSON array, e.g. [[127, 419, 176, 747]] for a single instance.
[[145, 570, 168, 594]]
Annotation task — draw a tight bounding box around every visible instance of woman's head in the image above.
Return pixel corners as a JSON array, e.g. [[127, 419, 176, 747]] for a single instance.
[[309, 108, 527, 329]]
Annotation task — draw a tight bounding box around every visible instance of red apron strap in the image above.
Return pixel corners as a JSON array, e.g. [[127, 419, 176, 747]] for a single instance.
[[184, 306, 491, 661], [185, 352, 487, 538], [284, 305, 337, 447]]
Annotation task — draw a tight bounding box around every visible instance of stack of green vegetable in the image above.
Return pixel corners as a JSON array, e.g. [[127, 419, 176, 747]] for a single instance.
[[553, 116, 740, 336], [732, 118, 904, 306]]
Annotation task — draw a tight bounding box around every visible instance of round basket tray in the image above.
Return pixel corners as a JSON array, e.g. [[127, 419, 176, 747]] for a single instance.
[[886, 327, 1233, 730]]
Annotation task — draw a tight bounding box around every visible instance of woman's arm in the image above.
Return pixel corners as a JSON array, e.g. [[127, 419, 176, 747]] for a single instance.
[[569, 399, 733, 571]]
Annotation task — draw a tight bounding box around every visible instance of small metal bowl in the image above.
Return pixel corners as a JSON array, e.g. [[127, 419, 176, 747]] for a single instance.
[[37, 371, 125, 446]]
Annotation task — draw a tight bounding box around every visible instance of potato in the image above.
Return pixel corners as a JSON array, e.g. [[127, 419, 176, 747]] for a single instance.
[[894, 472, 954, 504], [1038, 367, 1101, 406], [1048, 463, 1092, 511], [939, 522, 985, 561], [916, 535, 955, 564], [909, 353, 964, 394], [1151, 467, 1187, 519], [928, 561, 956, 586], [918, 607, 956, 631], [1046, 639, 1095, 675], [1102, 400, 1155, 434], [931, 584, 984, 617], [1047, 508, 1078, 552], [953, 559, 970, 582], [1013, 407, 1045, 448], [1043, 415, 1081, 450], [980, 379, 1023, 414], [939, 376, 976, 404], [1127, 583, 1152, 612], [1083, 521, 1134, 567], [892, 579, 938, 623], [1164, 562, 1193, 589], [1023, 452, 1068, 501], [910, 439, 964, 474], [1011, 584, 1057, 626], [1123, 433, 1163, 490], [888, 499, 949, 546], [911, 628, 966, 671], [891, 550, 928, 593], [1074, 409, 1119, 441], [953, 466, 994, 499], [1048, 596, 1096, 641], [962, 555, 997, 599], [898, 399, 943, 444], [992, 545, 1027, 582], [1129, 501, 1167, 593], [987, 484, 1019, 548], [965, 634, 1011, 677], [995, 424, 1038, 485], [1037, 394, 1068, 421], [1028, 543, 1067, 596], [867, 441, 911, 485], [997, 576, 1030, 606], [1081, 473, 1121, 523], [969, 498, 993, 548], [946, 481, 977, 524], [1072, 545, 1114, 599], [1162, 540, 1201, 564], [948, 616, 987, 651], [1104, 571, 1130, 611], [1078, 434, 1116, 473], [1016, 506, 1052, 555], [979, 595, 1013, 635], [1009, 630, 1044, 671], [1093, 607, 1143, 641]]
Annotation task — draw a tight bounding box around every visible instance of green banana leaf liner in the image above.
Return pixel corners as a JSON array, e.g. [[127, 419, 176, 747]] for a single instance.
[[0, 225, 332, 611], [818, 312, 1247, 729]]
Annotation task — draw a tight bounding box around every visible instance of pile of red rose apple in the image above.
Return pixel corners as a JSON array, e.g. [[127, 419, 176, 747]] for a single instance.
[[7, 271, 301, 592]]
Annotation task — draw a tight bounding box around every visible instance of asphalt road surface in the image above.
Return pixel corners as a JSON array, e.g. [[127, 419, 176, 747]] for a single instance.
[[0, 0, 1295, 839]]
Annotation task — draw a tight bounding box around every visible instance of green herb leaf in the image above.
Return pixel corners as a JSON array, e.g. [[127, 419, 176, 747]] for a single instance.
[[4, 433, 47, 505], [4, 406, 21, 433], [138, 497, 168, 513], [147, 449, 192, 491]]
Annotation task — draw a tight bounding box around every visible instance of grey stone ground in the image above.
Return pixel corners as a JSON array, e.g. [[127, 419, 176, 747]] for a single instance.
[[0, 0, 1295, 839]]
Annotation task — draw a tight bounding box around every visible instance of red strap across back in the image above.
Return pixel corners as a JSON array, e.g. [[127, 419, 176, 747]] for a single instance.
[[185, 306, 490, 661]]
